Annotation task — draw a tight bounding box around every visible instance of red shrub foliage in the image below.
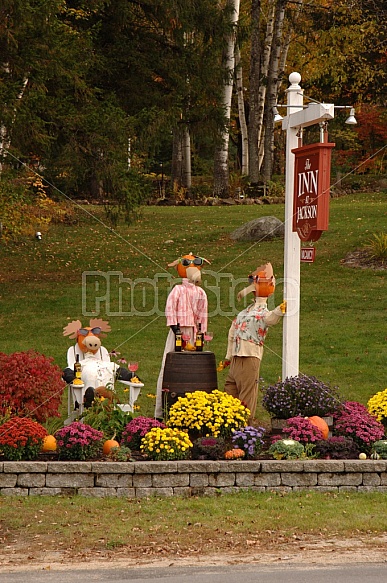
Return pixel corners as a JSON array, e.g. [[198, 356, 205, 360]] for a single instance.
[[0, 350, 65, 423], [0, 417, 47, 460]]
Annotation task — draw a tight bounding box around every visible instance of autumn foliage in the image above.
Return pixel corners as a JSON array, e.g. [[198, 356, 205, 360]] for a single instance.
[[0, 350, 65, 423], [0, 417, 47, 461]]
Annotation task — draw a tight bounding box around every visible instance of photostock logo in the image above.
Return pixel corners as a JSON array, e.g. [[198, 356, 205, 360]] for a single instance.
[[82, 270, 299, 318]]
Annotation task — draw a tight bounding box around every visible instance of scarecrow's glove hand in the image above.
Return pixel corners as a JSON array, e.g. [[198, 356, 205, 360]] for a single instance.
[[217, 359, 230, 372], [63, 368, 75, 384]]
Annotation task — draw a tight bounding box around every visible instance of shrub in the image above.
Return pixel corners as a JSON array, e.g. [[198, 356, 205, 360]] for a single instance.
[[262, 375, 342, 418], [268, 439, 305, 460], [0, 170, 74, 242], [365, 232, 387, 260], [367, 388, 387, 428], [81, 397, 133, 442], [191, 436, 227, 460], [56, 422, 104, 460], [0, 350, 65, 423], [224, 448, 245, 460], [107, 445, 133, 462], [167, 390, 249, 439], [333, 401, 385, 453], [231, 426, 266, 458], [282, 417, 324, 443], [0, 417, 47, 461], [314, 436, 360, 460], [140, 427, 192, 461], [121, 416, 166, 450], [371, 440, 387, 459]]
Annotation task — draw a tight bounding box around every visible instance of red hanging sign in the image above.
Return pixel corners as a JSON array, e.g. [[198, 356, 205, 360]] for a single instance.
[[292, 142, 335, 242], [300, 247, 316, 262]]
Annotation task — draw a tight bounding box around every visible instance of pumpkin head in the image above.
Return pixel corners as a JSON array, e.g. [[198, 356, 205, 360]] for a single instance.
[[63, 318, 111, 354], [253, 270, 276, 297], [238, 262, 276, 300], [308, 416, 329, 440], [168, 252, 210, 283]]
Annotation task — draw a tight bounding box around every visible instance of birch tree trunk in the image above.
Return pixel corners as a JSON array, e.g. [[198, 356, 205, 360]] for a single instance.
[[255, 0, 276, 172], [182, 125, 192, 194], [170, 124, 191, 197], [262, 0, 287, 182], [247, 0, 261, 186], [235, 46, 248, 176], [171, 127, 183, 197], [213, 0, 240, 198], [0, 73, 28, 174], [258, 0, 303, 175]]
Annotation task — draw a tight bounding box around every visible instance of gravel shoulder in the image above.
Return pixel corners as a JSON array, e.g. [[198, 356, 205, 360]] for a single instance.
[[1, 534, 387, 573]]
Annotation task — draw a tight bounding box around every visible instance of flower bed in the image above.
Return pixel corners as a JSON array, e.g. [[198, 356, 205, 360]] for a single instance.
[[0, 374, 386, 465]]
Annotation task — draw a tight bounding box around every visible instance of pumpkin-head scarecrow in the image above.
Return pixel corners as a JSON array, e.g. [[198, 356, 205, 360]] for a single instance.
[[154, 252, 210, 419], [221, 261, 286, 425]]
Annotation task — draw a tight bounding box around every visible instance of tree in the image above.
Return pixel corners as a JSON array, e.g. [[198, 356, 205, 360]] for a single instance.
[[213, 0, 241, 198], [246, 0, 306, 186], [235, 45, 249, 175], [288, 0, 387, 105], [262, 0, 287, 182], [247, 0, 262, 186]]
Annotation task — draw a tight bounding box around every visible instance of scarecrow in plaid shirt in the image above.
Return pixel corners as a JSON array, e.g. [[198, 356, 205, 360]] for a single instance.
[[155, 253, 210, 419]]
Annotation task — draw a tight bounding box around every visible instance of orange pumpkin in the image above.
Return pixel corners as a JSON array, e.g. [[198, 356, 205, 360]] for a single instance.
[[254, 271, 276, 298], [224, 448, 245, 460], [103, 438, 120, 455], [42, 435, 57, 452], [308, 416, 329, 440]]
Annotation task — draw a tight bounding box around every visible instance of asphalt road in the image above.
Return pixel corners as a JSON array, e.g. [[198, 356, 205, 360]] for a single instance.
[[1, 562, 386, 583]]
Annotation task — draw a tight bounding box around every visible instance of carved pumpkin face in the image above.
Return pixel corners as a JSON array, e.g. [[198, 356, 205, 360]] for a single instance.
[[168, 253, 210, 284], [176, 254, 205, 278], [63, 319, 111, 354], [253, 271, 276, 297], [238, 262, 276, 300], [76, 326, 102, 354]]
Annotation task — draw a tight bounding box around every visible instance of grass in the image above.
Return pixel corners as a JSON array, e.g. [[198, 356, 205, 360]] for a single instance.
[[0, 191, 386, 422], [1, 491, 387, 559]]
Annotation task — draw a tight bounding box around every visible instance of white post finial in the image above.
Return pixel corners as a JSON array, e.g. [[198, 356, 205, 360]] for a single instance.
[[289, 72, 301, 88]]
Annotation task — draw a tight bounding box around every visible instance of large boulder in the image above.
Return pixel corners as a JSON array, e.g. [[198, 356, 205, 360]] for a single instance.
[[230, 216, 284, 242]]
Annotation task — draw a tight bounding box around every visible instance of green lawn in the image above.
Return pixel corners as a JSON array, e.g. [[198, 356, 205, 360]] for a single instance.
[[1, 491, 387, 560], [0, 192, 386, 421]]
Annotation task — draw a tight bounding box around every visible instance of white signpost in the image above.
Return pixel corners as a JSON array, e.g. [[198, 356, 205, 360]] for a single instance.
[[281, 72, 335, 380]]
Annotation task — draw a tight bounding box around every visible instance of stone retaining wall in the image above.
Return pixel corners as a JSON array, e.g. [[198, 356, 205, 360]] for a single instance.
[[1, 459, 387, 497]]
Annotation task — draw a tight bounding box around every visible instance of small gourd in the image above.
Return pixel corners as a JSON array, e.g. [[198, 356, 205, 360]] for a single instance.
[[224, 448, 245, 460], [42, 435, 57, 452], [307, 416, 329, 440], [103, 438, 120, 455]]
